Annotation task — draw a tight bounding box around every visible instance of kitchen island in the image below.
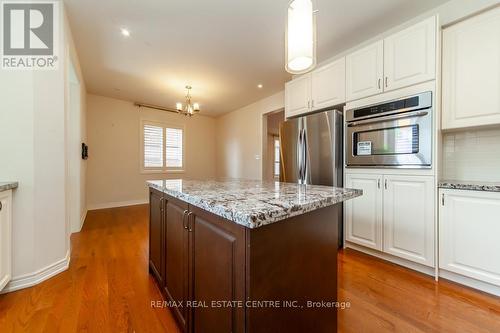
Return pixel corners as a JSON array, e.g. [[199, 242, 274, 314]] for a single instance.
[[147, 179, 361, 333]]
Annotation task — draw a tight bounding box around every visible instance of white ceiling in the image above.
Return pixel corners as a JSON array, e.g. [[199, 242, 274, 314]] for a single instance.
[[64, 0, 449, 116]]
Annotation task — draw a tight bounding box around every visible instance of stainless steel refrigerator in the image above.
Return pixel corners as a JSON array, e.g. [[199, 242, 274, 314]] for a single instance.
[[279, 108, 344, 245]]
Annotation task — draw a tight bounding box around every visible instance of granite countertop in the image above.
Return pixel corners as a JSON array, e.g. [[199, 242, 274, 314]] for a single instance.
[[0, 182, 18, 192], [147, 179, 362, 229], [438, 180, 500, 192]]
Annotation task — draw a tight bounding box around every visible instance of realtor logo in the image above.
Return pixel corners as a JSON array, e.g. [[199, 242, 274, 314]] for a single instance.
[[1, 1, 59, 69]]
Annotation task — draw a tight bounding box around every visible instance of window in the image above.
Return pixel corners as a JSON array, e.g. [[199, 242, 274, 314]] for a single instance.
[[274, 137, 280, 179], [142, 121, 184, 172]]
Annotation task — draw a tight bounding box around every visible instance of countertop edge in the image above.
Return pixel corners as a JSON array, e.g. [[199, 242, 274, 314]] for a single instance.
[[438, 180, 500, 193], [0, 182, 19, 193], [147, 181, 362, 229]]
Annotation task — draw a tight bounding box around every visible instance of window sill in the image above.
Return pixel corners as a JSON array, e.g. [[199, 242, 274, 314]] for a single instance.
[[141, 169, 185, 175]]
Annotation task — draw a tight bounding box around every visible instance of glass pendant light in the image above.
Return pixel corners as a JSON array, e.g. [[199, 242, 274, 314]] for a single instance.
[[285, 0, 316, 74]]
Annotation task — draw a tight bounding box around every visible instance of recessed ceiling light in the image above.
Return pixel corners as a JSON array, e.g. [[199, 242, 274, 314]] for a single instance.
[[120, 28, 130, 37], [257, 84, 263, 89]]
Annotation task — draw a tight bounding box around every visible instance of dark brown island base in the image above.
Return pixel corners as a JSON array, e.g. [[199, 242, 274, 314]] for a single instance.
[[147, 179, 361, 333]]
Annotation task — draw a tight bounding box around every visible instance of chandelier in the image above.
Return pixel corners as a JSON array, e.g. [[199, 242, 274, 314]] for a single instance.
[[176, 85, 200, 116]]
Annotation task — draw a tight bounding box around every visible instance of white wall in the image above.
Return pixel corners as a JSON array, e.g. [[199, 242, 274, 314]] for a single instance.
[[86, 94, 216, 209], [215, 91, 284, 180], [0, 3, 86, 290]]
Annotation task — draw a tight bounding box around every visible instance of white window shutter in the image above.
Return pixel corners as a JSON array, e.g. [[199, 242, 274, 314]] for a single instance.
[[144, 124, 164, 168], [166, 128, 183, 168]]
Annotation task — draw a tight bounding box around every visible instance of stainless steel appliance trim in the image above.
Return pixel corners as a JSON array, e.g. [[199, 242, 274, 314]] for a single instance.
[[347, 110, 429, 127], [345, 91, 432, 122], [345, 92, 433, 168]]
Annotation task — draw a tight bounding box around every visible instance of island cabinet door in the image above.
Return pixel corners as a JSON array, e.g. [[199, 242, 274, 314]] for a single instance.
[[188, 206, 246, 333], [149, 188, 165, 287], [164, 195, 190, 332]]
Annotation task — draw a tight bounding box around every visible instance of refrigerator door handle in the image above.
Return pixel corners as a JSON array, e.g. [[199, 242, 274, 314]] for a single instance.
[[302, 128, 308, 184], [297, 128, 303, 183]]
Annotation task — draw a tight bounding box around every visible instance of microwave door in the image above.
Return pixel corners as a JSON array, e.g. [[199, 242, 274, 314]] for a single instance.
[[279, 118, 300, 183]]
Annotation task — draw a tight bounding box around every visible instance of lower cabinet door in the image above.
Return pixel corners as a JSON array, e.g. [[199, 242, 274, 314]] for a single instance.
[[345, 174, 383, 250], [383, 175, 435, 266], [190, 206, 246, 333], [0, 191, 12, 291], [149, 188, 164, 286], [164, 196, 189, 332], [439, 189, 500, 286]]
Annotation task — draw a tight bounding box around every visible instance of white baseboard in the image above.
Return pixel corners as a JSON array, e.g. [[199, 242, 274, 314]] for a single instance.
[[345, 242, 436, 277], [87, 199, 148, 211], [79, 209, 87, 231], [439, 269, 500, 297], [1, 249, 71, 294]]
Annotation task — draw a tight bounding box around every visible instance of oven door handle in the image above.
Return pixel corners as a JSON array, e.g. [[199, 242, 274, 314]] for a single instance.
[[346, 110, 429, 127]]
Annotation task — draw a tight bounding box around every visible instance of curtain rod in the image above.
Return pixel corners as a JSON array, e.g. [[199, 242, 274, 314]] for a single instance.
[[134, 102, 179, 114]]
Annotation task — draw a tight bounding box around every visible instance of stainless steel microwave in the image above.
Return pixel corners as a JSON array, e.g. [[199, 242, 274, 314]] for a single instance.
[[345, 91, 432, 168]]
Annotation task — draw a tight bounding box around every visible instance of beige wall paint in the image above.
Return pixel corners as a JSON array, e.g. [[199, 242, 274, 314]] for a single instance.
[[86, 94, 216, 209], [215, 91, 284, 180]]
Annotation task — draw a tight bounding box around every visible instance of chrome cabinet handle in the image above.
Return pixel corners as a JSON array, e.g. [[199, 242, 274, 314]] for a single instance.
[[307, 100, 310, 109], [311, 100, 314, 108], [378, 78, 381, 89], [384, 179, 387, 190], [385, 77, 388, 88], [187, 212, 194, 232], [159, 197, 164, 211], [377, 179, 380, 189], [0, 201, 2, 211], [442, 194, 445, 206], [182, 210, 189, 229]]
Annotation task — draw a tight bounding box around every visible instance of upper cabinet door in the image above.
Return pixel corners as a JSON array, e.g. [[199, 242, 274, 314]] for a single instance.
[[383, 175, 435, 267], [383, 16, 436, 92], [285, 74, 311, 118], [346, 40, 384, 101], [442, 7, 500, 130], [311, 57, 346, 110]]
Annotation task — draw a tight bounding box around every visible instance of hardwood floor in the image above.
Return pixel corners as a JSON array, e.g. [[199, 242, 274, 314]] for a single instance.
[[0, 204, 499, 332]]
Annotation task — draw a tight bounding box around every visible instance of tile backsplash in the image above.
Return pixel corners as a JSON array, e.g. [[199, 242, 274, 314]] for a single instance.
[[442, 128, 500, 182]]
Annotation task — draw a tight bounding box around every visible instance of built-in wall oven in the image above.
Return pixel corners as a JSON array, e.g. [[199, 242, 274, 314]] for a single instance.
[[345, 91, 432, 168]]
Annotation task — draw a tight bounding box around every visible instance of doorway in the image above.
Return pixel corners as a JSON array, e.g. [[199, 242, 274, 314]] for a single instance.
[[67, 60, 83, 234], [262, 110, 285, 182]]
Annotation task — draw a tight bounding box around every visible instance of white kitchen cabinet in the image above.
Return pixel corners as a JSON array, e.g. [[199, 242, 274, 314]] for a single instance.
[[345, 174, 383, 250], [345, 16, 437, 102], [311, 57, 346, 110], [346, 41, 384, 101], [442, 7, 500, 130], [439, 189, 500, 287], [0, 190, 12, 291], [383, 16, 436, 92], [383, 175, 435, 266], [345, 173, 435, 267], [285, 57, 346, 118], [285, 74, 311, 118]]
